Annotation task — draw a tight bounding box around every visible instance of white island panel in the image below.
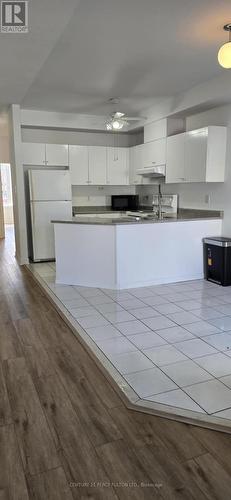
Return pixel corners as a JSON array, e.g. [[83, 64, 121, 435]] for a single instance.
[[115, 219, 222, 288], [54, 223, 117, 288], [54, 218, 222, 289]]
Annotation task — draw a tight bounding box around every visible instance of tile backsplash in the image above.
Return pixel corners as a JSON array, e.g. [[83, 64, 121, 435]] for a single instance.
[[72, 185, 136, 207]]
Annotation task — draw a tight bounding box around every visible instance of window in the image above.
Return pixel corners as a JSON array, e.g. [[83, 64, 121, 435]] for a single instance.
[[1, 164, 12, 206]]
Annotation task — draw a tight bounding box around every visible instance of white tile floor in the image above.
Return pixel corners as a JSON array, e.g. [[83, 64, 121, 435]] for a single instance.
[[29, 261, 231, 423]]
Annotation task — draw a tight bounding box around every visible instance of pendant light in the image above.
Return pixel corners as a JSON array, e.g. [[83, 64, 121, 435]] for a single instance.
[[218, 24, 231, 68]]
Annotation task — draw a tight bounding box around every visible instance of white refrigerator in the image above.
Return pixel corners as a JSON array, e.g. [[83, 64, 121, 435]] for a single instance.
[[28, 169, 72, 262]]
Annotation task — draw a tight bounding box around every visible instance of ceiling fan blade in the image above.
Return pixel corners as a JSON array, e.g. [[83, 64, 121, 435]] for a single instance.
[[113, 111, 125, 119], [125, 116, 146, 121]]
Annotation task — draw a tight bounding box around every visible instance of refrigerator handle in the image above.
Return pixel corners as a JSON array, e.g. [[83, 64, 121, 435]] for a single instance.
[[29, 170, 35, 201], [30, 203, 36, 259]]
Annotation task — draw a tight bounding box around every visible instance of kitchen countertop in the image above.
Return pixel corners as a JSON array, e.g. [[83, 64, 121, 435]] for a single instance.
[[52, 209, 223, 225]]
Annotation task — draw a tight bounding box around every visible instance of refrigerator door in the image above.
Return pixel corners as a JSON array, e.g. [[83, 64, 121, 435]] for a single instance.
[[30, 201, 72, 261], [29, 170, 72, 201]]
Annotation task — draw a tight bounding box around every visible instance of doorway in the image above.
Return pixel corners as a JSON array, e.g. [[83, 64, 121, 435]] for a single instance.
[[0, 163, 15, 250]]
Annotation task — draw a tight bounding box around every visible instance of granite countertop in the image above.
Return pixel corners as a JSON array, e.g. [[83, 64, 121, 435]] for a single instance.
[[52, 208, 223, 225]]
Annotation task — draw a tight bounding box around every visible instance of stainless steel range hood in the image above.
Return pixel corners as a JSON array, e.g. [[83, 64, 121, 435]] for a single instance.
[[136, 165, 165, 177]]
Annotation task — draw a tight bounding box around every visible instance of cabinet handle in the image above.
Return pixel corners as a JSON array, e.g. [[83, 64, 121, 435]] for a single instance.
[[152, 161, 156, 164], [88, 180, 92, 184]]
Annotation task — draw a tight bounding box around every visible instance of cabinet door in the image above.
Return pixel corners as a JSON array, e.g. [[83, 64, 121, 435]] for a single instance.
[[144, 119, 167, 143], [22, 143, 46, 165], [185, 130, 207, 182], [88, 146, 107, 185], [69, 145, 89, 185], [166, 134, 185, 183], [206, 126, 226, 182], [106, 148, 129, 185], [129, 145, 143, 185], [45, 144, 69, 166], [142, 138, 166, 167]]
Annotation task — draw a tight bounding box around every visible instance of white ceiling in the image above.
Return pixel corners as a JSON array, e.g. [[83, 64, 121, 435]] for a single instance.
[[1, 0, 231, 117]]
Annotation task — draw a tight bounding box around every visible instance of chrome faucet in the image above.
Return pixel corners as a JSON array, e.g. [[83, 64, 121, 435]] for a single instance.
[[153, 184, 163, 220]]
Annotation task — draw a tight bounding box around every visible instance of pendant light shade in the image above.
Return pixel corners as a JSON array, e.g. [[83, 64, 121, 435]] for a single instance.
[[218, 24, 231, 68]]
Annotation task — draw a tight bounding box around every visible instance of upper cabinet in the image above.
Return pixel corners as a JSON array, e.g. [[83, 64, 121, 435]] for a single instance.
[[22, 143, 46, 165], [144, 119, 167, 143], [22, 142, 68, 166], [144, 117, 185, 143], [186, 126, 227, 183], [88, 146, 107, 185], [23, 126, 226, 186], [129, 145, 143, 185], [69, 145, 89, 185], [45, 144, 68, 166], [166, 126, 227, 184], [69, 145, 129, 186], [106, 147, 129, 185], [166, 133, 186, 184], [142, 138, 166, 168]]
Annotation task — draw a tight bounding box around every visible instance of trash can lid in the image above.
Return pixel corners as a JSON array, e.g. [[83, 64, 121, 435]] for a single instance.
[[203, 236, 231, 247]]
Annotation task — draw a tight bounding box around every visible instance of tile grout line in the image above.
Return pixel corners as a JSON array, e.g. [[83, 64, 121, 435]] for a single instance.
[[34, 265, 231, 421]]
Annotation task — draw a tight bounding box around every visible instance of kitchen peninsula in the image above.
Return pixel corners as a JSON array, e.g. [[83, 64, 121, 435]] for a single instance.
[[52, 210, 222, 289]]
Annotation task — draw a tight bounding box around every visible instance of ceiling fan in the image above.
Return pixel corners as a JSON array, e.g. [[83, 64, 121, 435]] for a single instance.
[[105, 99, 146, 131]]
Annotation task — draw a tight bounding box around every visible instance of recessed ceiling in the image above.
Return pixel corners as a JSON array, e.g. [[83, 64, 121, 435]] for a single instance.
[[2, 0, 231, 116]]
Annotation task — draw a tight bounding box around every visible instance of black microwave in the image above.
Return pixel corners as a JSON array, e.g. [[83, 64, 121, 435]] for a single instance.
[[111, 195, 139, 211]]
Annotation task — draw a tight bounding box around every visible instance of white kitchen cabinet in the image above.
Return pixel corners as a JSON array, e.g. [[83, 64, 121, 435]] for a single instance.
[[45, 144, 69, 166], [166, 126, 227, 184], [144, 119, 167, 143], [144, 118, 185, 143], [106, 147, 129, 185], [22, 142, 68, 166], [185, 129, 207, 183], [166, 133, 185, 184], [142, 138, 166, 169], [22, 143, 46, 165], [185, 127, 227, 183], [88, 146, 107, 185], [69, 145, 89, 185], [129, 145, 143, 185]]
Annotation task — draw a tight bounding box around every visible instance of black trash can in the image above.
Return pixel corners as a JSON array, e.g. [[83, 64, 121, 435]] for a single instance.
[[203, 237, 231, 286]]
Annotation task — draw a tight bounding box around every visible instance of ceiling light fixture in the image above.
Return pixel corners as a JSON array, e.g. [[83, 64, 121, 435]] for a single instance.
[[218, 24, 231, 68], [106, 113, 126, 131]]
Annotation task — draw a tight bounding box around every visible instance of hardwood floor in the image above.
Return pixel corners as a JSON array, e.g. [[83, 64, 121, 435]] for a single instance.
[[1, 226, 231, 499]]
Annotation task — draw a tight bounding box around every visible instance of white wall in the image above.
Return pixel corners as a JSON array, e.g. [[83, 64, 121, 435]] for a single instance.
[[139, 103, 231, 235], [9, 105, 28, 264]]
